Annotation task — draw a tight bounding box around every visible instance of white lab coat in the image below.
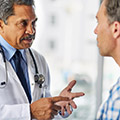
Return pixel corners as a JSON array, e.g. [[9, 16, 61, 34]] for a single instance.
[[0, 48, 51, 120]]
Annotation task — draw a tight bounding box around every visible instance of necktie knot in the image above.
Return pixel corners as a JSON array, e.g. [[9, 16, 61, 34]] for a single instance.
[[13, 50, 23, 73], [15, 50, 22, 58], [13, 50, 23, 60]]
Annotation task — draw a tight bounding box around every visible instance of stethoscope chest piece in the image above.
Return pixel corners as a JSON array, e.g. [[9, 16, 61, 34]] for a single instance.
[[34, 74, 45, 88], [29, 48, 45, 88]]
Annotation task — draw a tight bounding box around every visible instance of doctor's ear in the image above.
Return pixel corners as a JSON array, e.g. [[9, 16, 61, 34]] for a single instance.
[[112, 21, 120, 39], [0, 20, 5, 33]]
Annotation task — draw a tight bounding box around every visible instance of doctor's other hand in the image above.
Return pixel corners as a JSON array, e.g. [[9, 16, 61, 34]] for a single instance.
[[30, 96, 69, 120], [57, 80, 85, 116]]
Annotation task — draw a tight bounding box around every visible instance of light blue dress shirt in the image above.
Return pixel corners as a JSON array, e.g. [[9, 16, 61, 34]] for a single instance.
[[0, 35, 31, 100]]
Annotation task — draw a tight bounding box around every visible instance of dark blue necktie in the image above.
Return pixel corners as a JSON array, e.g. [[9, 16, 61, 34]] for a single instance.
[[12, 50, 31, 103]]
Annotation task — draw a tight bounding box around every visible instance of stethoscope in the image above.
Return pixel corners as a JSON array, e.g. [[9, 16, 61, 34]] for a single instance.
[[0, 45, 45, 88]]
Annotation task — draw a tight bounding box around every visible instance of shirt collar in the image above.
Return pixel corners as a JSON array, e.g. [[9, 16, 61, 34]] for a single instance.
[[0, 35, 27, 62]]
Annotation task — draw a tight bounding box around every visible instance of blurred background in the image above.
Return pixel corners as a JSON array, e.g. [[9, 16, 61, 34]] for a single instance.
[[32, 0, 120, 119]]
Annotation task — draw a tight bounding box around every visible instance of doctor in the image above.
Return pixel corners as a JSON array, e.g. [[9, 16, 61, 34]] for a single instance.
[[0, 0, 85, 120]]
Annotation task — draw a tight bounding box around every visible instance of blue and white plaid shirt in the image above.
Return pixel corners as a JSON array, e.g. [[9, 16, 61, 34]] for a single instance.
[[96, 77, 120, 120]]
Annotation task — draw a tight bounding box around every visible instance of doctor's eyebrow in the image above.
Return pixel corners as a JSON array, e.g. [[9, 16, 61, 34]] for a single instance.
[[32, 18, 38, 24], [33, 18, 38, 22], [16, 17, 38, 24]]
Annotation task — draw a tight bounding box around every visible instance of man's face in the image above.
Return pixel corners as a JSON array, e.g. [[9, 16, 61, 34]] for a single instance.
[[0, 5, 37, 49], [94, 0, 116, 56]]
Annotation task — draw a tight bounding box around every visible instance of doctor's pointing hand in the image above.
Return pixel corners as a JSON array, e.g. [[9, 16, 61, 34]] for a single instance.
[[30, 80, 85, 120], [31, 96, 69, 120]]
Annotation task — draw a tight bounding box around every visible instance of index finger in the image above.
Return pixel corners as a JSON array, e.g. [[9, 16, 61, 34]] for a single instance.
[[66, 80, 76, 91], [51, 96, 69, 103], [71, 92, 85, 99]]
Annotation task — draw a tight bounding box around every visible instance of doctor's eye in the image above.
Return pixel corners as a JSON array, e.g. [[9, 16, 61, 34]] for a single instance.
[[21, 20, 28, 27], [17, 20, 28, 29], [32, 18, 38, 29], [32, 21, 36, 29]]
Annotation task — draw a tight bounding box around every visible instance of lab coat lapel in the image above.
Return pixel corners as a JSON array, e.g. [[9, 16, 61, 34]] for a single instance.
[[0, 54, 20, 84], [7, 61, 20, 82], [7, 61, 29, 102], [0, 54, 29, 102]]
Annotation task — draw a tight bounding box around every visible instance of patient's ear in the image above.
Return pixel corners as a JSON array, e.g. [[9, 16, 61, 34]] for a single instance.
[[112, 21, 120, 39]]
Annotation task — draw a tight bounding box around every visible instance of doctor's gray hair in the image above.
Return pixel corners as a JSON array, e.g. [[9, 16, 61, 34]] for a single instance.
[[0, 0, 35, 24], [105, 0, 120, 24]]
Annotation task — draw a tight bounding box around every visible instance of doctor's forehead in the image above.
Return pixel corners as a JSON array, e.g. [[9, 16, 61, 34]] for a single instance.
[[12, 5, 37, 20], [14, 5, 35, 15]]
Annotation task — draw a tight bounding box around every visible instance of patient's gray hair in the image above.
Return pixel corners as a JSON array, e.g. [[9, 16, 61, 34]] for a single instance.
[[105, 0, 120, 24]]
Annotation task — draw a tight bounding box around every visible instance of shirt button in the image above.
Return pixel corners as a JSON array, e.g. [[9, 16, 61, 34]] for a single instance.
[[31, 83, 34, 86]]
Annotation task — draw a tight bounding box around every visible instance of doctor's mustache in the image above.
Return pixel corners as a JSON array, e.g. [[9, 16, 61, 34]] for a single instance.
[[20, 34, 35, 41]]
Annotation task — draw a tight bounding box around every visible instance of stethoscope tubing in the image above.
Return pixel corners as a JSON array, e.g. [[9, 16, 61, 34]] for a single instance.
[[0, 45, 8, 87], [0, 46, 45, 88]]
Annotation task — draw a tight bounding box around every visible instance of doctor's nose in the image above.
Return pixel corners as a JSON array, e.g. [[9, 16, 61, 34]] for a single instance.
[[25, 24, 35, 35]]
